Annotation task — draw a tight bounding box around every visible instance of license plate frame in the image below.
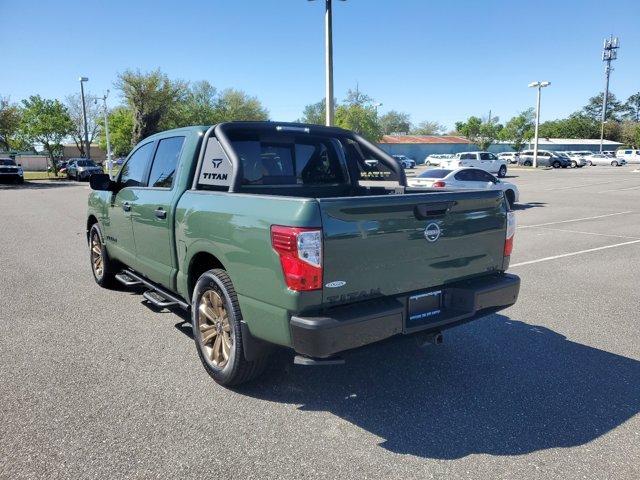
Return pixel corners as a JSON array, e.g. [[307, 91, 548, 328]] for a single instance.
[[407, 290, 443, 328]]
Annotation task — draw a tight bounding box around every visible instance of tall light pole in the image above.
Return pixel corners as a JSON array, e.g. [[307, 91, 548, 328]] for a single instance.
[[96, 90, 113, 175], [600, 35, 619, 153], [308, 0, 345, 126], [79, 77, 90, 160], [528, 81, 550, 168]]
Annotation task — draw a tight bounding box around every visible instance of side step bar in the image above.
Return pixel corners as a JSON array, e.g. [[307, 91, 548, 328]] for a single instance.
[[143, 290, 179, 308], [119, 269, 189, 310], [115, 272, 141, 287]]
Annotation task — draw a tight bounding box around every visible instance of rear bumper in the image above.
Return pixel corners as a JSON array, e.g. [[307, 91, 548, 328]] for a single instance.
[[290, 273, 520, 358]]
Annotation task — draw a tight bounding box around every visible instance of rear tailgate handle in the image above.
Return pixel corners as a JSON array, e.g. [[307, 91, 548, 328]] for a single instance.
[[154, 208, 167, 219], [414, 201, 455, 220]]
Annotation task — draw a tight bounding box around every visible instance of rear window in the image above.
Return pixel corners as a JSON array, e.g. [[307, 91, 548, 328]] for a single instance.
[[417, 169, 451, 179], [77, 160, 97, 167], [229, 133, 348, 186]]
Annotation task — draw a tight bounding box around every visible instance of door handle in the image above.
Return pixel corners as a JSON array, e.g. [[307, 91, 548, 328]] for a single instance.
[[122, 201, 131, 212], [154, 208, 167, 219]]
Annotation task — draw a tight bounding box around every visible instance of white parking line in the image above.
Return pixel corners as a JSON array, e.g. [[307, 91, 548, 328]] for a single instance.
[[597, 185, 640, 193], [518, 211, 633, 229], [532, 226, 640, 240], [510, 239, 640, 267], [544, 182, 607, 191]]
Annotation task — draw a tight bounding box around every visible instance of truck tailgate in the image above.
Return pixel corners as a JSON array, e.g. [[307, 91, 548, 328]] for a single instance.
[[318, 190, 507, 305]]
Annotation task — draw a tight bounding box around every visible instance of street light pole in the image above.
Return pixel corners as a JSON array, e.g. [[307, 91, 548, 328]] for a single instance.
[[99, 90, 113, 176], [309, 0, 345, 126], [79, 77, 90, 160], [324, 0, 334, 126], [528, 81, 550, 169]]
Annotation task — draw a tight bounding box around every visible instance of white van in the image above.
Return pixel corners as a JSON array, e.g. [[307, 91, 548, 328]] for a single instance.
[[616, 149, 640, 164]]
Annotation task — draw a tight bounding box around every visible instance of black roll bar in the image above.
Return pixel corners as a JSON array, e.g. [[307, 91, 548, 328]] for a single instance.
[[193, 121, 407, 192]]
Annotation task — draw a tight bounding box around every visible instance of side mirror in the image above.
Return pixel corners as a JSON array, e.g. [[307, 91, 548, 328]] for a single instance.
[[18, 163, 22, 167], [89, 173, 113, 191]]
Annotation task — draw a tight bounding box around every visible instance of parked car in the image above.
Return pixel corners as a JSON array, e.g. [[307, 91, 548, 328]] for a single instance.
[[67, 158, 103, 180], [440, 151, 508, 177], [616, 149, 640, 164], [565, 152, 587, 168], [518, 150, 570, 168], [407, 167, 519, 207], [392, 154, 416, 169], [424, 154, 453, 166], [86, 122, 520, 386], [497, 152, 519, 164], [0, 157, 24, 183], [583, 153, 626, 166]]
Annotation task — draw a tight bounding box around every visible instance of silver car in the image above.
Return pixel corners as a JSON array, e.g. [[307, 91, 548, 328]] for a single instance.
[[67, 158, 103, 181]]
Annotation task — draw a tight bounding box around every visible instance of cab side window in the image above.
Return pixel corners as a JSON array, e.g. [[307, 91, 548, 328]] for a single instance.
[[148, 136, 185, 188], [120, 142, 155, 188], [479, 153, 491, 161]]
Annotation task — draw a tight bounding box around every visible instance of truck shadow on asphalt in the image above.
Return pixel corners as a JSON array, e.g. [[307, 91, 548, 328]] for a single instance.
[[0, 180, 78, 190], [239, 314, 640, 460], [512, 202, 546, 211]]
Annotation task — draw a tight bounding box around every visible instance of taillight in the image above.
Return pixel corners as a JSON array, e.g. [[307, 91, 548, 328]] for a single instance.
[[271, 226, 322, 291], [432, 180, 446, 188], [504, 211, 516, 256]]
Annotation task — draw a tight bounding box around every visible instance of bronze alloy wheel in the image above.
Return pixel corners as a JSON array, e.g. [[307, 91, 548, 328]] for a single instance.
[[197, 289, 233, 368], [90, 232, 104, 279]]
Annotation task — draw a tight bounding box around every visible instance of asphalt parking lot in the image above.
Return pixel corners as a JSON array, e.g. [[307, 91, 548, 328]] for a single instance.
[[1, 166, 639, 479]]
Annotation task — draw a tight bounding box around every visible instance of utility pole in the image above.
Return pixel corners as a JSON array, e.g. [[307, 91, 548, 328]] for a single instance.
[[79, 77, 90, 160], [97, 91, 113, 176], [600, 35, 619, 153], [528, 81, 551, 168]]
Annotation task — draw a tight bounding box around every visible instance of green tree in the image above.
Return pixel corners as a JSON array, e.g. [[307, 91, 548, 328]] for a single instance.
[[213, 88, 269, 122], [299, 99, 327, 125], [344, 86, 373, 107], [0, 97, 23, 150], [335, 104, 382, 142], [410, 120, 445, 135], [379, 110, 411, 135], [98, 106, 134, 157], [622, 92, 640, 122], [620, 121, 640, 148], [538, 114, 600, 139], [19, 95, 73, 174], [581, 92, 624, 121], [65, 92, 101, 157], [455, 116, 501, 150], [163, 80, 218, 128], [115, 69, 187, 146], [499, 109, 535, 152]]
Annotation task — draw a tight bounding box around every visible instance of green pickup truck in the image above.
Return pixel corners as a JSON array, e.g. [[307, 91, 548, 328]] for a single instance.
[[87, 122, 520, 386]]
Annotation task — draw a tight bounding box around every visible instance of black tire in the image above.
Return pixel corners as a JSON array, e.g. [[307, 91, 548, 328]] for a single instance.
[[498, 165, 507, 178], [571, 161, 577, 168], [89, 223, 117, 288], [524, 160, 532, 167], [192, 269, 268, 386], [505, 189, 515, 208], [587, 160, 593, 166], [552, 161, 561, 168], [611, 161, 618, 167]]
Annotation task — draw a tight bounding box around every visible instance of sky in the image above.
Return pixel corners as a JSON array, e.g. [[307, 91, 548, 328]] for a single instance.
[[1, 0, 639, 130]]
